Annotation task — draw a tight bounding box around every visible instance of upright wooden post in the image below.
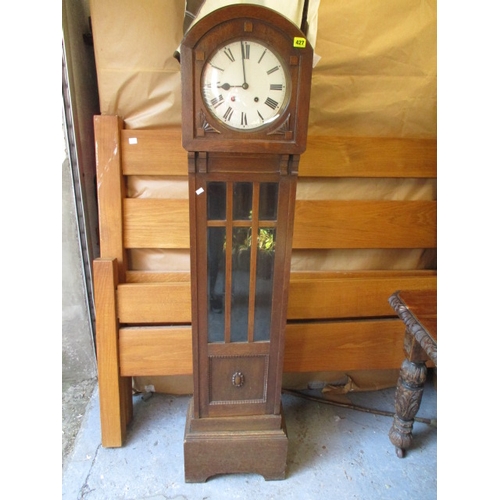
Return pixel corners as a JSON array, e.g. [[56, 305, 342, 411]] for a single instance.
[[93, 258, 126, 447], [93, 115, 132, 445]]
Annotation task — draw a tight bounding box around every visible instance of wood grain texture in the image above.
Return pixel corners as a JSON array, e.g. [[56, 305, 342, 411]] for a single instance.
[[117, 282, 192, 323], [300, 136, 437, 178], [123, 198, 190, 248], [121, 198, 436, 250], [125, 269, 437, 284], [283, 320, 405, 372], [121, 128, 186, 176], [118, 129, 437, 179], [287, 272, 437, 319], [125, 271, 191, 283], [293, 200, 437, 249], [116, 271, 436, 323], [94, 116, 127, 279], [93, 258, 128, 447], [119, 326, 193, 376], [116, 318, 408, 376]]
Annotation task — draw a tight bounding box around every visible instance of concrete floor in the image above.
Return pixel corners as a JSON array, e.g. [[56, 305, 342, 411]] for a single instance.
[[62, 376, 437, 499], [63, 378, 98, 466]]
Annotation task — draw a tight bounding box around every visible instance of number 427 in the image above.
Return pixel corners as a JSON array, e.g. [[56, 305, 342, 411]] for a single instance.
[[293, 37, 307, 48]]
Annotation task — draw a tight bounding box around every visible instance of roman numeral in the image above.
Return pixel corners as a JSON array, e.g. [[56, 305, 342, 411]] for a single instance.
[[264, 97, 279, 110], [210, 95, 224, 108], [243, 43, 250, 59], [223, 107, 234, 121], [257, 111, 264, 122], [267, 66, 279, 75], [202, 86, 211, 99], [270, 84, 283, 91], [224, 48, 235, 62], [258, 49, 267, 64], [209, 63, 224, 72], [241, 112, 247, 126]]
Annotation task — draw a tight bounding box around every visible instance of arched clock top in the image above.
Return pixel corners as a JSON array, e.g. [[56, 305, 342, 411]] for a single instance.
[[180, 4, 313, 154]]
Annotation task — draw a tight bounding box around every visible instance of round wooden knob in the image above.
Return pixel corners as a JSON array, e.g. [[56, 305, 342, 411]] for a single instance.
[[232, 371, 245, 387]]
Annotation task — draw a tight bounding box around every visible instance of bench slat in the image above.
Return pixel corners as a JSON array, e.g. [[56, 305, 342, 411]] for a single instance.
[[122, 129, 185, 176], [293, 200, 437, 249], [117, 272, 436, 323], [120, 129, 437, 179], [123, 198, 436, 249], [287, 273, 437, 319], [301, 136, 437, 178], [123, 198, 190, 248], [118, 319, 407, 376]]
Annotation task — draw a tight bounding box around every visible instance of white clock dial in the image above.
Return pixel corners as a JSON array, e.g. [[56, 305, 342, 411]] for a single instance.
[[201, 40, 290, 131]]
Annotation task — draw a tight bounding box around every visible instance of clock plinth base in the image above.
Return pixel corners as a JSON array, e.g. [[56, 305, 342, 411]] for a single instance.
[[183, 398, 288, 483]]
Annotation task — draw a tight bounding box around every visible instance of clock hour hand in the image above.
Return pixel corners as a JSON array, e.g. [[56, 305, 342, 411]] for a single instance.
[[217, 83, 243, 90]]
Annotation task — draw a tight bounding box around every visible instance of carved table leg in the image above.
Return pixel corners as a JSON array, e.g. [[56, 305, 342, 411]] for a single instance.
[[388, 291, 437, 457], [389, 330, 428, 457]]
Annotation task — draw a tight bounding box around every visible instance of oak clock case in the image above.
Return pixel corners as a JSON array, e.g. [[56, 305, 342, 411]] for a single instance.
[[180, 5, 313, 483], [181, 5, 312, 154]]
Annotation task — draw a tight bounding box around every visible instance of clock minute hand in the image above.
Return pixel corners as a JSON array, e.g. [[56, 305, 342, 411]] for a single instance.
[[240, 42, 249, 90]]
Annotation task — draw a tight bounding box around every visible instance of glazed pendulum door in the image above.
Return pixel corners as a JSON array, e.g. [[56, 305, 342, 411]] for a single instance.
[[198, 178, 282, 418]]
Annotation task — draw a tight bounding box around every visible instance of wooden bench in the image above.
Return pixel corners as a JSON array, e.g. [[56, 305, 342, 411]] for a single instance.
[[93, 115, 437, 447]]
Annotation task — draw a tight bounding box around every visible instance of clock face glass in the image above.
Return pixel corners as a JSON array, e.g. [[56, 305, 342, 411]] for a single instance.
[[201, 39, 290, 131]]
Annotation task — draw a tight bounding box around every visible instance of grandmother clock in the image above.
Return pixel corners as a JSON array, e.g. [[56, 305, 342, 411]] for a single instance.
[[180, 4, 313, 482]]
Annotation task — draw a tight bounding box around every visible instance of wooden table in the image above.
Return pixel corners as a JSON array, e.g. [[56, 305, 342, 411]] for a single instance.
[[388, 289, 437, 457]]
